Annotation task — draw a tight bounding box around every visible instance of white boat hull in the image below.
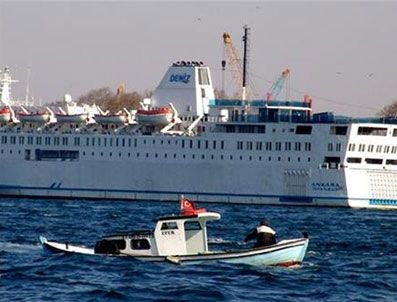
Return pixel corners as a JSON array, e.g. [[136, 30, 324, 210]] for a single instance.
[[136, 238, 309, 266], [40, 236, 94, 255], [40, 236, 309, 266]]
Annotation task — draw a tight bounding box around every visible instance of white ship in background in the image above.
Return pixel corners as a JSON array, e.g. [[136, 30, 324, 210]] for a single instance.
[[1, 31, 397, 209]]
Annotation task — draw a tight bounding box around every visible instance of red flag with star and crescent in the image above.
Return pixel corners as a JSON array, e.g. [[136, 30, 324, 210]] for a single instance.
[[180, 196, 206, 215]]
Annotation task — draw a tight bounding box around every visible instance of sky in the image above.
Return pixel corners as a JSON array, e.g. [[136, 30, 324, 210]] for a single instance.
[[1, 1, 396, 116]]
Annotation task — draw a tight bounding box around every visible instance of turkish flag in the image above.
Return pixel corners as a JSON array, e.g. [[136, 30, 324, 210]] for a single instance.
[[180, 197, 196, 213], [180, 197, 206, 215]]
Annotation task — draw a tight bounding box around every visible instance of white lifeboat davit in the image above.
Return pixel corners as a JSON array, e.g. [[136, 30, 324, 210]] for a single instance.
[[136, 106, 174, 126]]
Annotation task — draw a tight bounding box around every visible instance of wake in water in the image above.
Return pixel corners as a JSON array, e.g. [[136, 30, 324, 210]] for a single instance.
[[207, 237, 249, 249], [0, 241, 42, 254], [207, 237, 234, 244]]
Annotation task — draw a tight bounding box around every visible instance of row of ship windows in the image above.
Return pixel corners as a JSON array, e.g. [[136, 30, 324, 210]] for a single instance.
[[237, 141, 341, 152], [346, 157, 397, 165], [348, 143, 397, 154], [237, 141, 313, 152], [9, 148, 397, 166], [79, 152, 312, 163], [357, 127, 397, 137], [5, 149, 313, 163], [0, 135, 317, 153], [0, 135, 225, 149], [219, 125, 349, 135]]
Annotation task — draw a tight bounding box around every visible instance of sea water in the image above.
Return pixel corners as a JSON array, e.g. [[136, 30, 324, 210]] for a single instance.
[[1, 198, 396, 301]]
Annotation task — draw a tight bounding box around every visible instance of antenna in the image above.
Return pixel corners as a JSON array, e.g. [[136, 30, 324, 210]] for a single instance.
[[221, 60, 226, 94], [25, 67, 31, 107]]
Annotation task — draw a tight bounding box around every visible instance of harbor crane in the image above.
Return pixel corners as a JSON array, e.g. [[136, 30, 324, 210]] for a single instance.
[[222, 26, 256, 101], [266, 68, 290, 101]]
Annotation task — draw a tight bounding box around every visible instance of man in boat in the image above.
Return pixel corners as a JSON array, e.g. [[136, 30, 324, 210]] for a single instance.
[[244, 219, 276, 248]]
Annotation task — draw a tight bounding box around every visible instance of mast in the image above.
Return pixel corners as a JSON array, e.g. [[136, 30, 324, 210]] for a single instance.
[[0, 67, 18, 106], [223, 26, 255, 100], [242, 25, 250, 101], [221, 60, 226, 94], [25, 67, 31, 106]]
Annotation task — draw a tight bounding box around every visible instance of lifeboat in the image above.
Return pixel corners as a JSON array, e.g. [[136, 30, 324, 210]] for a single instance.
[[17, 111, 50, 123], [0, 106, 11, 122], [55, 113, 88, 123], [94, 114, 128, 125], [136, 107, 174, 126]]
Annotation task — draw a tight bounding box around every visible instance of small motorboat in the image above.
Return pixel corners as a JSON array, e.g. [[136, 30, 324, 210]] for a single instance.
[[40, 198, 309, 266]]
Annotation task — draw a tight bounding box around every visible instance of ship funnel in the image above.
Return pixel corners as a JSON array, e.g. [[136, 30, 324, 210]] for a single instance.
[[151, 61, 215, 116]]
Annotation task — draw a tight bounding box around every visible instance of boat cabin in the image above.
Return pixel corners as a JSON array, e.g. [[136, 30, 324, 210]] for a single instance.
[[94, 211, 220, 256]]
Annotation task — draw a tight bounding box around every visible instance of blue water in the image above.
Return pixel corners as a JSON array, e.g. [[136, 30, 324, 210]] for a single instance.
[[1, 198, 397, 301]]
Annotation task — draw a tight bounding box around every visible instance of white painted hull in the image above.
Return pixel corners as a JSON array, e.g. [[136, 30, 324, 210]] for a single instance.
[[0, 151, 347, 206], [0, 122, 396, 209], [135, 238, 308, 266], [40, 236, 94, 255], [40, 236, 309, 266], [0, 158, 373, 208]]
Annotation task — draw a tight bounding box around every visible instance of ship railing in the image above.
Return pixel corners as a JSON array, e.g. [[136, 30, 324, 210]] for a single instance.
[[206, 111, 397, 125], [311, 113, 397, 125], [209, 99, 311, 108]]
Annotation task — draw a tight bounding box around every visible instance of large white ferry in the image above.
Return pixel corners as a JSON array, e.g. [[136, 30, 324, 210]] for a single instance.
[[1, 60, 397, 209]]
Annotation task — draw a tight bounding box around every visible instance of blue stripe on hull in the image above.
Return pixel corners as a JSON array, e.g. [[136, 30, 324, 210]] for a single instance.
[[279, 196, 313, 203]]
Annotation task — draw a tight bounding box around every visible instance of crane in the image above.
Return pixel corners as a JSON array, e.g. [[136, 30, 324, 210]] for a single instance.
[[266, 68, 290, 101], [223, 32, 245, 99], [222, 26, 256, 101]]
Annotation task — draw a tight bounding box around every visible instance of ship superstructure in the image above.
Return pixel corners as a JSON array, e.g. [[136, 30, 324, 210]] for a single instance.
[[1, 63, 397, 209]]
